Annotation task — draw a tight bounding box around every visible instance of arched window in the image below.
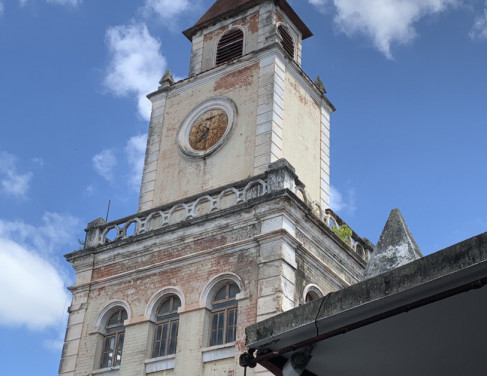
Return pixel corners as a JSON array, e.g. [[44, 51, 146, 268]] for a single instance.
[[303, 284, 324, 304], [278, 24, 294, 59], [153, 295, 181, 358], [216, 29, 244, 65], [100, 308, 127, 368], [210, 283, 240, 346], [305, 290, 320, 303]]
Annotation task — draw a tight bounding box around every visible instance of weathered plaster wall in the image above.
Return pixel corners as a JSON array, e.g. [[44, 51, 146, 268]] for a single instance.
[[282, 72, 321, 204], [150, 63, 260, 208]]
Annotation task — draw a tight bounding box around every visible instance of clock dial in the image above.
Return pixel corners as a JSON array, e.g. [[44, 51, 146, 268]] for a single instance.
[[188, 109, 228, 151]]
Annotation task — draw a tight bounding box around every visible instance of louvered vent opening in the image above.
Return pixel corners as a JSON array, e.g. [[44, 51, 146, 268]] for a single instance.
[[278, 25, 294, 59], [216, 29, 244, 65]]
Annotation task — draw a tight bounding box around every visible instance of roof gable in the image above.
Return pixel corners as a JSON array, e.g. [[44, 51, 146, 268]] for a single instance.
[[183, 0, 312, 40]]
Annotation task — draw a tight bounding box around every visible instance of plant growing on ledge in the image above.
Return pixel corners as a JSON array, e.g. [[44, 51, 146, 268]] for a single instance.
[[332, 224, 352, 245]]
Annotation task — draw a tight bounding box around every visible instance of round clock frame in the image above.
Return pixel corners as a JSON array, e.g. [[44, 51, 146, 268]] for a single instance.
[[177, 96, 237, 158]]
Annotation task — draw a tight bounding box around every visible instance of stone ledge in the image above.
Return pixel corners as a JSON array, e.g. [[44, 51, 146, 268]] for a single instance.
[[201, 343, 236, 362], [144, 355, 176, 373], [91, 366, 119, 376]]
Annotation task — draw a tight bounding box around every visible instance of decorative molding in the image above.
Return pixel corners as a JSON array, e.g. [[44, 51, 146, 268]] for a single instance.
[[146, 287, 185, 321], [93, 301, 131, 333], [303, 283, 324, 302], [200, 272, 244, 309]]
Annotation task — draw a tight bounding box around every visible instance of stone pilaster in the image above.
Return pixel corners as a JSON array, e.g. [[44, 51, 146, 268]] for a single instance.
[[119, 321, 153, 376], [254, 54, 286, 174], [138, 91, 168, 212], [320, 101, 331, 208]]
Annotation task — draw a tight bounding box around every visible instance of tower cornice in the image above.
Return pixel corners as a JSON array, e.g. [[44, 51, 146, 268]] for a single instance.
[[147, 43, 334, 112]]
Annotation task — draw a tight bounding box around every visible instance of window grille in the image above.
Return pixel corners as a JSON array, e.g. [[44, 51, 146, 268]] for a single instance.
[[216, 29, 244, 65], [153, 296, 181, 358], [100, 308, 127, 368], [210, 283, 239, 346], [278, 25, 295, 59]]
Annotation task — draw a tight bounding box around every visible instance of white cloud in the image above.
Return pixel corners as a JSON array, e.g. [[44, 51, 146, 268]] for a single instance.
[[310, 0, 460, 58], [0, 213, 79, 330], [44, 335, 66, 351], [0, 212, 79, 255], [142, 0, 193, 28], [0, 2, 4, 16], [308, 0, 333, 13], [0, 239, 69, 330], [92, 149, 117, 181], [329, 185, 356, 216], [470, 3, 487, 39], [32, 157, 45, 167], [125, 134, 147, 191], [1, 170, 32, 197], [0, 151, 33, 198], [85, 184, 95, 195], [104, 23, 166, 120], [18, 0, 81, 6], [45, 0, 82, 6]]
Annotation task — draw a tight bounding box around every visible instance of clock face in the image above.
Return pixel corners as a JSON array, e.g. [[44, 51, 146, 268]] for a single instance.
[[188, 110, 228, 151], [177, 96, 237, 158]]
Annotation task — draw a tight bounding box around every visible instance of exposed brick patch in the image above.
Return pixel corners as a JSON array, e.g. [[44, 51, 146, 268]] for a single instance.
[[214, 63, 258, 92], [275, 11, 284, 24], [204, 12, 259, 43], [92, 224, 260, 280], [205, 28, 222, 43], [247, 12, 259, 34]]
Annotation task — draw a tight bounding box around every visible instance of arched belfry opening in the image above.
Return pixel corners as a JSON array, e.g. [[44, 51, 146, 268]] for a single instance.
[[216, 28, 244, 65], [278, 24, 294, 59]]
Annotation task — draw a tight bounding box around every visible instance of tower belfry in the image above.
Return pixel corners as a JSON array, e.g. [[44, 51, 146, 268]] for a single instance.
[[59, 1, 372, 375]]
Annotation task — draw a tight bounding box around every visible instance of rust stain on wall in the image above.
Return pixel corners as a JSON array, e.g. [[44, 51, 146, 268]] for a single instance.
[[289, 79, 319, 108]]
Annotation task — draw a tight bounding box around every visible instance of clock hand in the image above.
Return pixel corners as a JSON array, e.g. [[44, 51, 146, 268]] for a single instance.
[[198, 127, 209, 142]]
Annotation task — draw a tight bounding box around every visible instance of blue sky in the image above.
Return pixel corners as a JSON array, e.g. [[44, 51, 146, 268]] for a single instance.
[[0, 0, 486, 374]]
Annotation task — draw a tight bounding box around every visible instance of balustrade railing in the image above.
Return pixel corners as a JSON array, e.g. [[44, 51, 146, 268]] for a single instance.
[[84, 160, 372, 262]]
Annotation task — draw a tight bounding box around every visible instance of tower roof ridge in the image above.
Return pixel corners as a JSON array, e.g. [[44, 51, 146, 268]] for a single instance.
[[183, 0, 312, 40]]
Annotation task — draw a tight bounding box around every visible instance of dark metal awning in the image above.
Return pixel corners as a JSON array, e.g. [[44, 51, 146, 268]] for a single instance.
[[244, 232, 487, 375]]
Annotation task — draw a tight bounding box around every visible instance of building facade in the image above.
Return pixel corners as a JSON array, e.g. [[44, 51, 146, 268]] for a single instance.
[[59, 1, 372, 375]]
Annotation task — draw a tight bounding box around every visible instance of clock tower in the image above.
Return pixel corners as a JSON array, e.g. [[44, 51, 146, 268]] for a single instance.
[[138, 0, 334, 212], [59, 1, 371, 376]]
